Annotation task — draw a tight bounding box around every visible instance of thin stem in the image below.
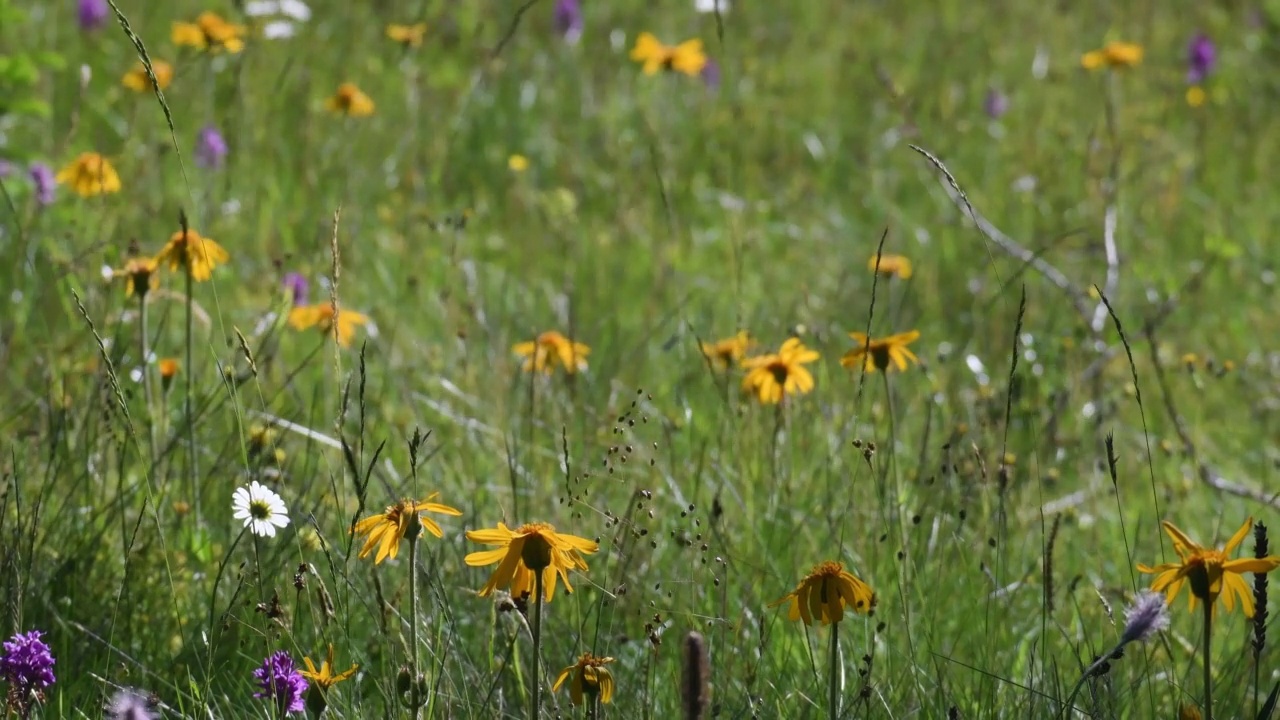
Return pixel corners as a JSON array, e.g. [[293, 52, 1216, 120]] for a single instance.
[[1058, 640, 1125, 720], [139, 293, 156, 465], [828, 621, 841, 720], [531, 571, 544, 720], [1202, 600, 1213, 720], [409, 536, 421, 718], [184, 266, 198, 520]]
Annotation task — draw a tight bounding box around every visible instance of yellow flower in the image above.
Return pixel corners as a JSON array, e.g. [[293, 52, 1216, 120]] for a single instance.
[[553, 653, 616, 706], [172, 12, 246, 53], [351, 496, 462, 564], [55, 152, 121, 197], [840, 330, 920, 373], [386, 22, 427, 47], [1186, 85, 1207, 108], [512, 331, 591, 374], [1081, 41, 1143, 70], [464, 521, 599, 603], [508, 154, 529, 172], [1137, 517, 1279, 618], [158, 358, 179, 390], [117, 257, 158, 298], [121, 61, 173, 92], [700, 330, 753, 370], [629, 32, 707, 76], [769, 561, 876, 625], [154, 227, 229, 281], [325, 83, 375, 117], [300, 644, 359, 690], [867, 253, 913, 279], [288, 303, 370, 348], [740, 338, 819, 404]]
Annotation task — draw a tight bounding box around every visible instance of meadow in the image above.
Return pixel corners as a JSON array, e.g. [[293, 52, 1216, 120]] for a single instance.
[[1, 0, 1279, 717]]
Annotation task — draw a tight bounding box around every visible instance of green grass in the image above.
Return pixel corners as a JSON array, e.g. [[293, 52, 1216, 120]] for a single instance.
[[1, 0, 1278, 717]]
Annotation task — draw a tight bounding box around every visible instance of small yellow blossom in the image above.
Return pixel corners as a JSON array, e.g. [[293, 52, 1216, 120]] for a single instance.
[[117, 257, 158, 298], [508, 154, 529, 172], [465, 521, 599, 603], [300, 645, 358, 690], [154, 227, 229, 281], [740, 338, 819, 404], [1186, 86, 1207, 107], [121, 61, 173, 92], [386, 23, 427, 47], [351, 496, 462, 564], [553, 653, 616, 706], [325, 83, 375, 117], [513, 331, 590, 374], [159, 358, 179, 390], [770, 561, 876, 625], [172, 12, 246, 53], [288, 303, 370, 348], [841, 331, 920, 373], [1081, 41, 1143, 70], [630, 32, 707, 76], [867, 253, 913, 279], [55, 152, 121, 197], [700, 331, 753, 370]]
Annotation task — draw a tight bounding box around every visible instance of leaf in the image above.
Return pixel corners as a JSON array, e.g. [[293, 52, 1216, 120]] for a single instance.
[[1258, 681, 1280, 720]]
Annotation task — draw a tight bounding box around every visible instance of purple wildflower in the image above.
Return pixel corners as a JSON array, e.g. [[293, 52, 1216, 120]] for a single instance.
[[701, 58, 721, 90], [1187, 33, 1215, 84], [554, 0, 582, 44], [0, 159, 12, 178], [282, 272, 309, 306], [195, 125, 229, 169], [28, 163, 55, 205], [1120, 589, 1170, 645], [106, 688, 155, 720], [78, 0, 110, 31], [1, 630, 56, 714], [253, 651, 307, 715], [984, 88, 1009, 119]]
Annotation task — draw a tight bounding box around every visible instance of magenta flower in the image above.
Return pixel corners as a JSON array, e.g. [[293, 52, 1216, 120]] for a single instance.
[[554, 0, 582, 44], [1187, 33, 1216, 84], [195, 125, 228, 169], [253, 651, 307, 715], [78, 0, 110, 31], [984, 88, 1009, 119], [0, 630, 56, 716], [282, 272, 309, 306], [28, 163, 55, 206]]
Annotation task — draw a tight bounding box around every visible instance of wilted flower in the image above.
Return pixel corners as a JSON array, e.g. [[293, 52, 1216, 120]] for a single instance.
[[105, 688, 155, 720], [55, 152, 121, 197], [465, 521, 599, 602], [324, 83, 375, 117], [121, 61, 173, 92], [554, 0, 582, 44], [984, 88, 1009, 119], [28, 163, 55, 205], [252, 651, 307, 715], [1187, 33, 1215, 84], [1120, 589, 1171, 645], [78, 0, 109, 31], [232, 481, 290, 537], [0, 630, 56, 714]]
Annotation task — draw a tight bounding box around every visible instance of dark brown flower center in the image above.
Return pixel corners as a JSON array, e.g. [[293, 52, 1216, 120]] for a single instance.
[[768, 361, 789, 385], [870, 345, 891, 370]]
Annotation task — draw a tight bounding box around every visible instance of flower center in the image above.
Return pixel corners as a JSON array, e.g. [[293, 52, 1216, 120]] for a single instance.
[[767, 361, 790, 385], [517, 523, 555, 570], [870, 345, 891, 370], [249, 499, 272, 521], [1186, 551, 1225, 600]]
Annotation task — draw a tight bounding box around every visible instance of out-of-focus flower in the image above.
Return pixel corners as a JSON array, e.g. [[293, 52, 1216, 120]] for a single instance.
[[386, 23, 427, 47], [700, 331, 753, 370], [55, 152, 120, 197], [282, 272, 309, 306], [984, 88, 1008, 119], [324, 83, 375, 117], [630, 32, 707, 76], [28, 163, 56, 205], [508, 154, 529, 172], [252, 651, 307, 715], [1187, 33, 1215, 84], [195, 125, 228, 168], [154, 227, 229, 281], [700, 58, 721, 89], [867, 252, 913, 279], [246, 0, 311, 39], [79, 0, 109, 31], [741, 338, 819, 404], [288, 303, 370, 347], [172, 12, 246, 53], [121, 61, 173, 92], [1186, 86, 1207, 108], [553, 0, 582, 44], [695, 0, 730, 12], [841, 331, 921, 373], [158, 358, 179, 390], [1120, 589, 1171, 645], [106, 688, 155, 720], [1081, 41, 1143, 71], [116, 257, 158, 298], [512, 331, 590, 374]]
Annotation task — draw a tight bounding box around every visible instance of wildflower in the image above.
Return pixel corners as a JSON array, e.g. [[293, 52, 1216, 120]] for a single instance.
[[769, 561, 876, 625], [1186, 86, 1207, 108], [300, 644, 357, 714], [700, 330, 753, 370], [867, 252, 913, 279], [984, 88, 1009, 119], [700, 58, 721, 90], [55, 152, 121, 197], [121, 61, 173, 92], [553, 653, 615, 706], [386, 22, 427, 47], [252, 651, 308, 715], [0, 631, 56, 706], [1187, 33, 1216, 84], [282, 272, 309, 305], [231, 480, 291, 537], [154, 227, 229, 281], [324, 83, 375, 117], [1137, 517, 1280, 617], [78, 0, 109, 30], [117, 257, 158, 298], [841, 330, 921, 373], [740, 337, 819, 404], [172, 12, 246, 53], [508, 154, 529, 172], [465, 521, 599, 602], [28, 163, 55, 205], [1081, 40, 1143, 70], [512, 330, 591, 374], [287, 302, 370, 348], [195, 125, 228, 169], [106, 688, 155, 720], [351, 496, 462, 564], [158, 358, 179, 390], [1120, 589, 1171, 644], [630, 32, 707, 76], [553, 0, 582, 44], [248, 424, 285, 465]]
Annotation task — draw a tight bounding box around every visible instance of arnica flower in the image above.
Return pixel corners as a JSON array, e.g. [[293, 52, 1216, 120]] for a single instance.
[[770, 561, 876, 625], [79, 0, 109, 31], [55, 152, 121, 197], [1081, 40, 1143, 70], [121, 61, 173, 92], [324, 83, 375, 117], [28, 163, 55, 205], [386, 22, 427, 47], [512, 330, 591, 374], [195, 125, 228, 169], [465, 521, 600, 602], [1187, 33, 1216, 84], [351, 496, 462, 564], [0, 630, 56, 712], [554, 0, 583, 44], [1137, 517, 1280, 617], [172, 12, 247, 54], [106, 688, 155, 720], [154, 227, 229, 281], [300, 644, 357, 714], [630, 32, 708, 76], [740, 337, 819, 404], [867, 252, 913, 279], [117, 257, 158, 298], [700, 330, 753, 370], [553, 653, 615, 706], [287, 303, 370, 348], [252, 651, 308, 716], [232, 481, 290, 537], [841, 330, 920, 373]]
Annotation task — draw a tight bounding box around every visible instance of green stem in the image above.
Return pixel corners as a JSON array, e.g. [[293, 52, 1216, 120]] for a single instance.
[[1058, 640, 1124, 719], [828, 621, 841, 720], [1203, 600, 1213, 720], [531, 571, 544, 720], [139, 293, 156, 466], [409, 536, 421, 718], [184, 264, 198, 520]]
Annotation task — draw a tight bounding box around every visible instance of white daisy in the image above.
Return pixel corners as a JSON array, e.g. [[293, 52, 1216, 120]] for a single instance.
[[232, 481, 290, 537]]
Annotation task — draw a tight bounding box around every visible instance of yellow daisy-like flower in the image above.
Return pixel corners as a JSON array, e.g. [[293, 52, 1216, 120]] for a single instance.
[[1186, 86, 1207, 108], [121, 61, 173, 92], [154, 227, 229, 282], [172, 12, 246, 54], [288, 303, 370, 348], [300, 644, 359, 690], [867, 253, 913, 280], [55, 152, 121, 197], [116, 257, 158, 298], [386, 22, 427, 47], [1137, 517, 1279, 618], [553, 653, 616, 706], [464, 521, 599, 603], [629, 32, 707, 76], [325, 83, 375, 117], [512, 331, 591, 374], [158, 358, 179, 390], [769, 561, 877, 625], [1081, 41, 1143, 70], [740, 337, 819, 404], [840, 330, 920, 373], [508, 154, 529, 172], [700, 330, 753, 370], [351, 496, 462, 564]]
